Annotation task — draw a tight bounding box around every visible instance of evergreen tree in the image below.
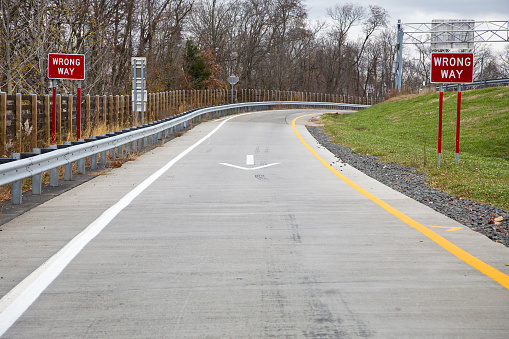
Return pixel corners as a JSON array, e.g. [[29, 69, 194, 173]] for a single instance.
[[184, 39, 212, 89]]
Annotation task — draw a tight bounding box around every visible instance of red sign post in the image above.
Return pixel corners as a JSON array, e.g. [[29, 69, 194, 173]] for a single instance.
[[430, 52, 473, 166], [48, 53, 85, 142]]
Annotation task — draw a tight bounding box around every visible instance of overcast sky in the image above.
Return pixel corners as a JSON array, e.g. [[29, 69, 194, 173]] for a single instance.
[[303, 0, 509, 25]]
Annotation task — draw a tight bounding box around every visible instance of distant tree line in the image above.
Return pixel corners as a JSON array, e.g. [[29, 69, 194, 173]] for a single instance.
[[1, 0, 508, 97]]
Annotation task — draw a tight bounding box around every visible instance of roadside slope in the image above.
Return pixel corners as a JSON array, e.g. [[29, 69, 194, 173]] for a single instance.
[[322, 86, 509, 210]]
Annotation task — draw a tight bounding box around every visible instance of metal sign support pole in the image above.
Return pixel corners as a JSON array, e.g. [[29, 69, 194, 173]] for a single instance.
[[52, 80, 57, 145], [141, 59, 145, 125], [455, 84, 462, 164], [132, 62, 138, 126], [77, 80, 81, 140], [437, 84, 444, 167], [395, 20, 404, 92]]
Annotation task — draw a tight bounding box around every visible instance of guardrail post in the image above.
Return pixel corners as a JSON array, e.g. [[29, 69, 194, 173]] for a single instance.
[[48, 145, 60, 186], [77, 158, 86, 174], [100, 150, 107, 167], [117, 144, 123, 159], [32, 172, 42, 195], [65, 162, 72, 181], [62, 143, 74, 180], [32, 148, 44, 194], [50, 167, 59, 187], [90, 153, 98, 170], [125, 139, 131, 154], [99, 139, 107, 167], [11, 179, 22, 204], [11, 153, 22, 204]]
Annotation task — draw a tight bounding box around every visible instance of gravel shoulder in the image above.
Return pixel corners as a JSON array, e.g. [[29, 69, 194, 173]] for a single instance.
[[307, 125, 509, 247]]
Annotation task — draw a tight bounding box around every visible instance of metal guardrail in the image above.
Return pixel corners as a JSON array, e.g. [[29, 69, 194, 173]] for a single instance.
[[439, 78, 509, 91], [0, 101, 370, 205]]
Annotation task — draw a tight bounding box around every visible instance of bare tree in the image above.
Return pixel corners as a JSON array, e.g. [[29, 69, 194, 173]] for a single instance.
[[0, 0, 28, 94], [1, 0, 399, 99], [353, 5, 388, 95], [320, 3, 364, 94]]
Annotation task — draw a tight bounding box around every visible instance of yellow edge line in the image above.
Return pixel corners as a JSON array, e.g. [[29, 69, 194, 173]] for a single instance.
[[292, 113, 509, 290]]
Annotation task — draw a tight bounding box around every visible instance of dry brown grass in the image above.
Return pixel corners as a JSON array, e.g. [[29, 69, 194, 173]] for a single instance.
[[384, 93, 423, 102]]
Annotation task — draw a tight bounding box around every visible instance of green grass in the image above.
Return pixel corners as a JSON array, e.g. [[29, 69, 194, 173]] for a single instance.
[[322, 86, 509, 210]]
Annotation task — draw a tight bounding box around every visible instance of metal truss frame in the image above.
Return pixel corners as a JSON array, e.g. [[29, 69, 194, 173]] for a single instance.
[[394, 20, 509, 91]]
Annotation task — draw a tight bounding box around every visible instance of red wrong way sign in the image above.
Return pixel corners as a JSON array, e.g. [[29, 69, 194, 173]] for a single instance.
[[431, 52, 473, 83], [48, 53, 85, 80]]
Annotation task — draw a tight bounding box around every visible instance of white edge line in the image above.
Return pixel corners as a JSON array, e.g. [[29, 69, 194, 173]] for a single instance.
[[0, 112, 252, 337]]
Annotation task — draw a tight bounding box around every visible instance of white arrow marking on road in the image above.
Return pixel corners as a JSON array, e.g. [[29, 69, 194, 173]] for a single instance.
[[220, 163, 279, 170], [246, 154, 255, 165]]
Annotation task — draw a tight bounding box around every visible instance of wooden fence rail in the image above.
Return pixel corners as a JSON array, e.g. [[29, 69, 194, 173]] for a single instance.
[[0, 89, 380, 157]]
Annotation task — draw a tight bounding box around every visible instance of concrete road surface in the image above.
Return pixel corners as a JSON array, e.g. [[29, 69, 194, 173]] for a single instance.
[[1, 109, 508, 338]]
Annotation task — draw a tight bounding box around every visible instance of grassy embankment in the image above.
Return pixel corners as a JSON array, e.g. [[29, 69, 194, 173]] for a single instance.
[[321, 86, 509, 210]]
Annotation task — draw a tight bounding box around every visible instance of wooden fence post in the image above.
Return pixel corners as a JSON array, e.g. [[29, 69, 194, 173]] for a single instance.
[[56, 94, 62, 144], [16, 93, 22, 152], [125, 95, 130, 126], [149, 93, 153, 122], [120, 95, 124, 128], [68, 94, 73, 140], [177, 90, 180, 112], [93, 95, 99, 129], [158, 92, 162, 120], [109, 95, 114, 129], [156, 93, 160, 121], [170, 91, 175, 115], [163, 92, 167, 118], [31, 94, 38, 149], [115, 95, 120, 128], [102, 95, 107, 130], [0, 92, 6, 156], [85, 95, 91, 136], [44, 95, 50, 145]]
